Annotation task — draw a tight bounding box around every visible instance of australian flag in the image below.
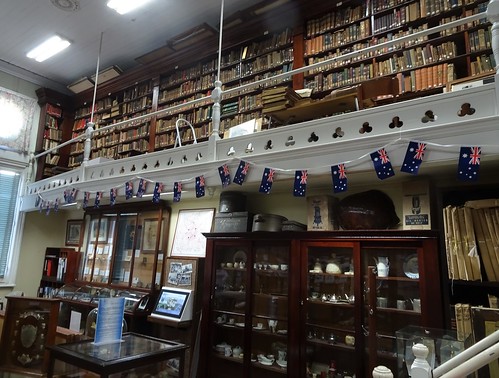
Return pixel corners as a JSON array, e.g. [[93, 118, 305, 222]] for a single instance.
[[125, 181, 134, 200], [293, 170, 308, 197], [370, 148, 395, 180], [94, 191, 103, 207], [152, 182, 163, 203], [173, 182, 182, 202], [331, 163, 348, 193], [196, 175, 205, 198], [233, 160, 250, 185], [218, 164, 231, 187], [54, 198, 59, 212], [401, 141, 427, 175], [458, 146, 481, 181], [109, 188, 117, 206], [82, 191, 90, 208], [136, 179, 147, 198], [259, 168, 276, 194]]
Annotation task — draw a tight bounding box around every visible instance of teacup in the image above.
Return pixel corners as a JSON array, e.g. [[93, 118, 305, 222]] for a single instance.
[[280, 264, 288, 271], [226, 262, 234, 268]]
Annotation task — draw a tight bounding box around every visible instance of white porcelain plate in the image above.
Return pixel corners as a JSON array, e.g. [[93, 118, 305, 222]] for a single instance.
[[403, 254, 419, 279]]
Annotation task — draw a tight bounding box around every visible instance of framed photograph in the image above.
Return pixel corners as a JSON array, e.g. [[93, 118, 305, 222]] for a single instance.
[[66, 219, 83, 246], [171, 208, 215, 257], [142, 219, 159, 252], [165, 257, 198, 290], [90, 218, 108, 242]]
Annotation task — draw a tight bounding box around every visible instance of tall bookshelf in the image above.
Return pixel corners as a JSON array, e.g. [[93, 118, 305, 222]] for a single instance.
[[303, 0, 493, 98], [35, 88, 73, 180], [60, 0, 493, 170]]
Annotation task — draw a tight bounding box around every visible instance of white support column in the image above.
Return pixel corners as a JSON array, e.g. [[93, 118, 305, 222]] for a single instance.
[[487, 0, 499, 73], [82, 121, 94, 166]]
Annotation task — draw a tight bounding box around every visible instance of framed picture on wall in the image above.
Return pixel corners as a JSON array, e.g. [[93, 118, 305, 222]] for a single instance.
[[66, 219, 83, 246], [90, 218, 108, 242], [171, 208, 215, 257], [142, 219, 158, 252]]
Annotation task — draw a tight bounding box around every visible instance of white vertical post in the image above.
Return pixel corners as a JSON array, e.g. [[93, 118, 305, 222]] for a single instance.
[[487, 0, 499, 73], [82, 122, 94, 166], [410, 343, 432, 378]]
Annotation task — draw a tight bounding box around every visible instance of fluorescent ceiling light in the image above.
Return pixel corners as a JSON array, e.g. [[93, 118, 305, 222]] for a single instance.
[[107, 0, 151, 15], [27, 35, 71, 62]]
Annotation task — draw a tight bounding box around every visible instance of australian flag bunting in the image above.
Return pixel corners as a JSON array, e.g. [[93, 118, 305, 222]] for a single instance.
[[196, 175, 206, 198], [39, 200, 44, 213], [259, 168, 276, 194], [331, 163, 348, 193], [94, 191, 103, 208], [370, 148, 395, 180], [136, 179, 147, 198], [218, 164, 231, 187], [35, 195, 41, 208], [125, 181, 133, 200], [293, 170, 308, 197], [83, 192, 90, 209], [233, 160, 250, 185], [54, 198, 59, 212], [173, 182, 182, 202], [458, 146, 481, 181], [401, 141, 427, 175], [110, 188, 117, 206], [152, 182, 163, 203], [45, 201, 51, 215]]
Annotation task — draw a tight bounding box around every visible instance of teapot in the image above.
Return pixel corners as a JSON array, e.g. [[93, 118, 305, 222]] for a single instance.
[[232, 345, 242, 358], [374, 256, 390, 277], [326, 254, 342, 274]]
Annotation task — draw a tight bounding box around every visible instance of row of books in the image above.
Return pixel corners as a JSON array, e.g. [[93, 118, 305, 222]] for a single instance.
[[43, 256, 69, 281], [160, 73, 214, 97], [470, 54, 496, 76], [306, 3, 370, 37], [43, 128, 62, 142], [443, 199, 499, 282], [376, 42, 457, 74], [468, 27, 492, 53], [117, 139, 149, 155], [305, 20, 371, 56], [454, 303, 473, 342], [154, 123, 210, 149], [46, 103, 62, 118], [373, 2, 424, 33], [44, 153, 60, 166], [45, 114, 60, 129], [240, 48, 293, 77], [261, 86, 302, 113], [159, 29, 293, 87], [43, 138, 62, 151], [396, 63, 454, 93]]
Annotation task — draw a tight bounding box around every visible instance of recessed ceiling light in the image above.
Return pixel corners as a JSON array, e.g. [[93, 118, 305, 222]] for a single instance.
[[26, 35, 71, 62], [107, 0, 151, 15]]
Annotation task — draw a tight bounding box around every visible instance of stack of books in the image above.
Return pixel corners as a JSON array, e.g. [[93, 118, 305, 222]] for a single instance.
[[262, 86, 302, 113]]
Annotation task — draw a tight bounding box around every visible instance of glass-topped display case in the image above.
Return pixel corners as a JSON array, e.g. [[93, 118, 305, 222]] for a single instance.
[[47, 332, 188, 377]]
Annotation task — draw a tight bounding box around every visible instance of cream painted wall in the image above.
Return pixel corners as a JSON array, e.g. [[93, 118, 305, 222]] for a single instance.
[[2, 179, 406, 300]]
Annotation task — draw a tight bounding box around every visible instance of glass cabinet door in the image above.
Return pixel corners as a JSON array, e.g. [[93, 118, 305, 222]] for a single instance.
[[208, 241, 250, 378], [361, 244, 423, 376], [111, 213, 137, 285], [302, 242, 358, 378], [250, 242, 289, 377]]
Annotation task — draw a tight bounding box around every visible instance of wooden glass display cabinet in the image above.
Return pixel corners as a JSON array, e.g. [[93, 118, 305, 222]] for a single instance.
[[55, 201, 170, 333], [200, 231, 443, 378]]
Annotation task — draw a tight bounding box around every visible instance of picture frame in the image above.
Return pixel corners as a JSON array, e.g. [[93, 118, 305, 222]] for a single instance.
[[171, 208, 215, 257], [142, 218, 159, 252], [66, 219, 83, 246], [90, 218, 108, 242]]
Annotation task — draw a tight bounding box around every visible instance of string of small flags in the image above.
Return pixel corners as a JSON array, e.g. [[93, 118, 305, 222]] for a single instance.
[[35, 138, 494, 214]]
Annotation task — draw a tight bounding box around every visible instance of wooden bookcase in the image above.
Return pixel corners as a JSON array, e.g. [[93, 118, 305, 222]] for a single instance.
[[34, 88, 73, 180], [38, 247, 80, 298], [41, 0, 493, 171]]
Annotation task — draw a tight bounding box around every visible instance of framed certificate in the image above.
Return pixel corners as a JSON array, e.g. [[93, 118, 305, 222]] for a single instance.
[[171, 208, 215, 257]]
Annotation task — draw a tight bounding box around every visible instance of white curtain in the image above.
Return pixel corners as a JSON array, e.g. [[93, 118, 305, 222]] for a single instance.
[[0, 86, 37, 154]]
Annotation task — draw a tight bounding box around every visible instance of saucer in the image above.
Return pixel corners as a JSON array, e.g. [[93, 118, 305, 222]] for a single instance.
[[277, 360, 287, 368], [260, 360, 273, 366]]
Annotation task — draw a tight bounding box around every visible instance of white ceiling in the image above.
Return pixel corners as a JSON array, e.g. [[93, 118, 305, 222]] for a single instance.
[[0, 0, 263, 94]]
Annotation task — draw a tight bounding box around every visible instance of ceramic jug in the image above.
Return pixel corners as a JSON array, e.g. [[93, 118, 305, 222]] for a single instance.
[[374, 256, 390, 277]]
